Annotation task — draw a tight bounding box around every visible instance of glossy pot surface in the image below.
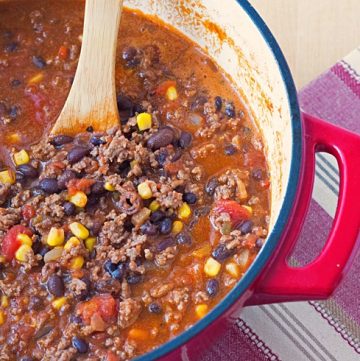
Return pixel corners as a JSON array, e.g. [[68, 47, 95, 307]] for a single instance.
[[123, 1, 360, 360]]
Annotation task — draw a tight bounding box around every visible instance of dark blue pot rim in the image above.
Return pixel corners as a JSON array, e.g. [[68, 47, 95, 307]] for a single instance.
[[135, 1, 302, 359]]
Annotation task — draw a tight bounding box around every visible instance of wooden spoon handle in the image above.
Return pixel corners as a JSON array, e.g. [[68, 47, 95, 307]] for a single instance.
[[52, 0, 123, 135]]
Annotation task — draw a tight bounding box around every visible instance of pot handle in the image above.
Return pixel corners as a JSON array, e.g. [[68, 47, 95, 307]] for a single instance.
[[247, 112, 360, 305]]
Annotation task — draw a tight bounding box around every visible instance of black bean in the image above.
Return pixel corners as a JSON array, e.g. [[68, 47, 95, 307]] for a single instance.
[[34, 325, 53, 340], [111, 264, 126, 281], [15, 171, 25, 183], [183, 192, 197, 204], [63, 202, 76, 216], [32, 55, 46, 69], [150, 210, 165, 224], [122, 47, 140, 67], [86, 126, 94, 133], [140, 221, 158, 236], [176, 232, 192, 246], [17, 164, 38, 179], [148, 302, 162, 314], [67, 147, 89, 164], [127, 273, 142, 285], [224, 144, 237, 156], [206, 279, 219, 297], [39, 178, 59, 194], [171, 149, 182, 162], [11, 79, 21, 87], [70, 315, 83, 324], [175, 185, 185, 194], [72, 336, 89, 354], [47, 275, 64, 297], [51, 135, 74, 147], [179, 131, 192, 149], [205, 177, 219, 196], [215, 96, 222, 111], [157, 237, 175, 252], [38, 245, 50, 258], [147, 127, 175, 150], [252, 168, 263, 181], [104, 260, 118, 275], [237, 220, 253, 235], [4, 42, 18, 52], [225, 103, 235, 118], [116, 160, 131, 177], [90, 136, 106, 146], [91, 181, 105, 195], [156, 149, 168, 166], [212, 243, 233, 262], [159, 218, 172, 235], [122, 46, 137, 62], [57, 170, 77, 189], [117, 94, 134, 111], [20, 357, 33, 361], [255, 239, 264, 249], [8, 105, 19, 119]]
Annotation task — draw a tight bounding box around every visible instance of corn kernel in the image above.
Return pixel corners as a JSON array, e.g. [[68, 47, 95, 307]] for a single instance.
[[195, 304, 208, 319], [104, 182, 115, 192], [28, 72, 44, 84], [178, 203, 191, 220], [243, 205, 253, 216], [6, 133, 21, 144], [130, 160, 138, 169], [69, 191, 88, 208], [47, 227, 65, 247], [69, 222, 89, 240], [0, 310, 5, 326], [128, 328, 149, 341], [149, 200, 160, 212], [85, 237, 96, 252], [204, 257, 221, 277], [15, 244, 33, 262], [13, 149, 30, 166], [69, 256, 84, 270], [137, 182, 152, 200], [17, 233, 33, 247], [166, 86, 178, 101], [136, 112, 152, 131], [225, 262, 241, 278], [0, 170, 15, 185], [1, 295, 9, 308], [52, 297, 67, 310], [172, 221, 183, 234], [64, 237, 81, 251]]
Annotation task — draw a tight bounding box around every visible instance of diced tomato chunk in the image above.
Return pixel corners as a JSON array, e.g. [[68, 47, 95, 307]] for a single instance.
[[58, 45, 69, 60], [1, 225, 32, 261], [107, 351, 119, 361], [77, 294, 117, 324], [22, 205, 36, 222], [213, 200, 251, 226], [67, 178, 96, 196]]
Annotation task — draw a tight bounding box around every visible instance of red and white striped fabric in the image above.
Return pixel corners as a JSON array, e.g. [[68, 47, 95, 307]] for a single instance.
[[201, 47, 360, 361]]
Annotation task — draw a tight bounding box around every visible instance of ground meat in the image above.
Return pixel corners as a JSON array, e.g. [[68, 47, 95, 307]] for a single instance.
[[214, 169, 249, 201], [67, 278, 88, 297], [0, 207, 21, 235], [31, 194, 66, 235], [154, 184, 183, 209], [31, 139, 57, 161], [150, 282, 174, 298], [219, 230, 245, 250], [118, 298, 142, 329], [165, 288, 190, 312], [10, 189, 31, 208], [99, 213, 127, 245], [155, 246, 178, 267], [0, 183, 10, 205]]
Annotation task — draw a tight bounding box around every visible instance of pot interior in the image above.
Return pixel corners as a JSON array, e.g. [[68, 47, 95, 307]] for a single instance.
[[126, 0, 296, 234]]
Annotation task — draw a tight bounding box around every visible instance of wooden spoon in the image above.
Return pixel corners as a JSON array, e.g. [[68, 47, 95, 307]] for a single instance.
[[51, 0, 123, 135]]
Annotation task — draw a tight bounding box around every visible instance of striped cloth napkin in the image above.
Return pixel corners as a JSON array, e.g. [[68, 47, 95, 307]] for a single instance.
[[201, 47, 360, 361]]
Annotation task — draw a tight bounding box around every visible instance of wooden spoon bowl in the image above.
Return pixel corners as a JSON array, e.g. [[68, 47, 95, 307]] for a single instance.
[[51, 0, 123, 135]]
